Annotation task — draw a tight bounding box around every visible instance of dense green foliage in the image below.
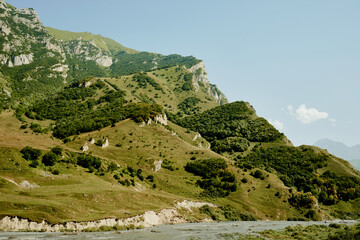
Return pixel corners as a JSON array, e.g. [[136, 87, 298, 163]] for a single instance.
[[20, 146, 41, 161], [24, 77, 162, 138], [177, 101, 283, 154], [180, 73, 194, 91], [185, 158, 237, 197], [53, 102, 162, 138], [26, 78, 104, 120], [257, 223, 360, 240], [133, 73, 162, 91], [42, 152, 58, 166], [239, 146, 360, 206], [110, 52, 200, 76], [177, 97, 201, 115], [77, 154, 102, 169], [199, 204, 256, 221], [212, 137, 250, 153]]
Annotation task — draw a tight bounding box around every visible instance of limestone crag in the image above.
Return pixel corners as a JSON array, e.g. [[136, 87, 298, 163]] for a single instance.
[[154, 114, 168, 125], [187, 61, 227, 105], [0, 1, 68, 83], [153, 160, 163, 172], [62, 40, 113, 67]]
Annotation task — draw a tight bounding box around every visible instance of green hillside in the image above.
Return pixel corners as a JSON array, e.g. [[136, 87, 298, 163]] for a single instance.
[[46, 27, 139, 54], [0, 0, 359, 230]]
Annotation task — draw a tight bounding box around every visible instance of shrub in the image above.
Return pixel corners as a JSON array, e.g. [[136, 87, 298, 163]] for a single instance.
[[146, 175, 154, 182], [251, 170, 265, 180], [29, 160, 39, 168], [42, 152, 58, 166], [20, 146, 41, 161], [51, 146, 63, 155], [107, 162, 118, 172], [185, 158, 237, 197]]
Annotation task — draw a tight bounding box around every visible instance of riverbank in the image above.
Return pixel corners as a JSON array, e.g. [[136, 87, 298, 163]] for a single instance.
[[0, 200, 215, 232], [0, 220, 358, 240]]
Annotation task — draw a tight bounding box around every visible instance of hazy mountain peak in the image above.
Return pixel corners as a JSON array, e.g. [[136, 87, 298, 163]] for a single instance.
[[314, 138, 360, 170]]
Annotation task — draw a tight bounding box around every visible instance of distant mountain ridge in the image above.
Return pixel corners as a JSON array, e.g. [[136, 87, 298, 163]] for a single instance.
[[314, 138, 360, 170], [314, 138, 360, 160]]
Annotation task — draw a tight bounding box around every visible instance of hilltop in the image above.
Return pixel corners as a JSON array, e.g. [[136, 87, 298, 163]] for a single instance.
[[0, 0, 359, 230]]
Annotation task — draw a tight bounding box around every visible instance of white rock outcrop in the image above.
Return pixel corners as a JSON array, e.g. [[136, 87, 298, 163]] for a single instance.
[[20, 181, 39, 189], [175, 200, 216, 212], [153, 160, 163, 172], [186, 61, 228, 105], [193, 133, 201, 141], [154, 114, 167, 125], [0, 200, 214, 232], [101, 139, 109, 148], [95, 55, 113, 67], [9, 54, 33, 67], [81, 143, 89, 152]]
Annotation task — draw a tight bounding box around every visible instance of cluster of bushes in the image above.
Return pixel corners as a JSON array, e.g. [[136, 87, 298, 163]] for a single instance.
[[212, 137, 250, 153], [258, 223, 360, 240], [26, 79, 162, 138], [20, 146, 63, 168], [20, 146, 42, 168], [133, 73, 162, 91], [199, 204, 256, 221], [161, 159, 175, 171], [110, 52, 200, 76], [176, 102, 283, 154], [185, 158, 237, 197], [180, 73, 194, 91], [111, 165, 156, 188], [20, 146, 104, 173], [177, 97, 201, 115], [239, 145, 360, 205], [25, 78, 106, 121], [77, 154, 102, 171]]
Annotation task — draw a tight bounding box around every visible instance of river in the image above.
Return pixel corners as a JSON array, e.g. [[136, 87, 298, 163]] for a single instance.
[[0, 220, 358, 240]]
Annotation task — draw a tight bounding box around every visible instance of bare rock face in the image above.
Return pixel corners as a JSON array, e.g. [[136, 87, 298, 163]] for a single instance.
[[63, 40, 113, 67], [0, 200, 214, 231], [154, 114, 168, 125], [193, 133, 201, 141], [9, 54, 33, 67], [101, 138, 109, 148], [187, 61, 228, 105], [153, 160, 163, 172], [81, 143, 89, 152], [95, 55, 113, 67], [0, 1, 68, 84]]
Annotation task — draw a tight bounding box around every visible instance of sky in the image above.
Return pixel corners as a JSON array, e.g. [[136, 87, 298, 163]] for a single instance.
[[8, 0, 360, 147]]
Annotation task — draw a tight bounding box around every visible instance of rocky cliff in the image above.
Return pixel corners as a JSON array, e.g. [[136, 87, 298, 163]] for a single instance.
[[0, 1, 227, 107], [187, 61, 227, 105]]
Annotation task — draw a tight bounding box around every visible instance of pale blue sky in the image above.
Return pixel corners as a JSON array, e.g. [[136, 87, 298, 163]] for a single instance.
[[9, 0, 360, 146]]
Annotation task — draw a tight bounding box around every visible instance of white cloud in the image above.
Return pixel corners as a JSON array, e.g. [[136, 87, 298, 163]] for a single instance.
[[269, 119, 284, 131], [288, 104, 329, 124]]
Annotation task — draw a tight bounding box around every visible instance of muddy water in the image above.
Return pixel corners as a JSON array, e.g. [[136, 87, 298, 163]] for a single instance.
[[0, 220, 358, 240]]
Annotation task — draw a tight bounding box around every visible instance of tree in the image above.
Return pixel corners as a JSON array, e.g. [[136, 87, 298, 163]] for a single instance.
[[20, 146, 41, 161], [42, 152, 58, 166]]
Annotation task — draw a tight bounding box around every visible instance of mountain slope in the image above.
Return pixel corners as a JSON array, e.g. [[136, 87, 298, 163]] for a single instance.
[[45, 27, 139, 54], [0, 0, 359, 228], [0, 1, 227, 106], [314, 138, 360, 171]]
